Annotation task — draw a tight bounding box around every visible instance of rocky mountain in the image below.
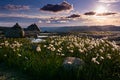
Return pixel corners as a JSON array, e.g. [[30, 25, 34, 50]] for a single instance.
[[5, 23, 25, 38], [24, 23, 41, 37], [0, 23, 41, 38], [25, 23, 40, 32]]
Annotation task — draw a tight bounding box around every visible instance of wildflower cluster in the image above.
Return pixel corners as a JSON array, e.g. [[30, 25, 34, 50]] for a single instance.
[[43, 36, 120, 64], [0, 40, 22, 51], [0, 36, 120, 80]]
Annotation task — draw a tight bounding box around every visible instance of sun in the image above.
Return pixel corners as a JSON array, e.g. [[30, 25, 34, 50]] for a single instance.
[[95, 6, 108, 14]]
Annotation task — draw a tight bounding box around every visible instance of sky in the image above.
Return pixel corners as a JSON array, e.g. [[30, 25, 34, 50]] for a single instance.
[[0, 0, 120, 27]]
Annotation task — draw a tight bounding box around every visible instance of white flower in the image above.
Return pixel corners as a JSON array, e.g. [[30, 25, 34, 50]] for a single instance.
[[99, 49, 103, 53], [67, 46, 70, 49], [51, 47, 56, 51], [69, 50, 74, 53], [5, 41, 8, 43], [49, 44, 53, 47], [61, 53, 65, 56], [57, 49, 61, 53], [51, 40, 54, 43], [78, 49, 84, 53], [74, 42, 79, 47], [5, 43, 9, 47], [91, 57, 100, 64], [16, 43, 21, 47], [57, 47, 62, 53], [43, 45, 47, 48], [17, 48, 19, 51], [56, 53, 65, 56], [14, 41, 17, 43], [111, 48, 114, 51], [18, 54, 22, 57], [20, 43, 23, 46], [25, 56, 28, 60], [106, 54, 111, 59], [36, 45, 41, 52], [100, 56, 104, 60], [4, 54, 7, 57], [47, 46, 51, 50]]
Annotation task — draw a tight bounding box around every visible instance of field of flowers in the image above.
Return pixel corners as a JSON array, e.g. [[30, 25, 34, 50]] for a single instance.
[[0, 36, 120, 80]]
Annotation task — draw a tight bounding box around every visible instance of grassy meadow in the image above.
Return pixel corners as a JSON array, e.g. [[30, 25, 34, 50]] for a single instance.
[[0, 36, 120, 80]]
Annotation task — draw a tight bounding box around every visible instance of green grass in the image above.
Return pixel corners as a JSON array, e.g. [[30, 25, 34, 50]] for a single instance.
[[0, 36, 120, 80]]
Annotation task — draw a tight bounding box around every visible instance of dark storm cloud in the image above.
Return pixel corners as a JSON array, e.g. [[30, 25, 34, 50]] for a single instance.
[[40, 1, 73, 12], [2, 4, 30, 10], [67, 14, 81, 18], [84, 11, 96, 15], [97, 12, 117, 16]]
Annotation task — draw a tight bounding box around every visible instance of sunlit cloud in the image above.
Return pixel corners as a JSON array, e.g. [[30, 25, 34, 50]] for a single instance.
[[98, 0, 120, 3], [0, 11, 120, 27], [82, 13, 120, 26], [57, 20, 69, 23], [97, 12, 117, 16], [84, 11, 118, 16], [38, 12, 120, 26]]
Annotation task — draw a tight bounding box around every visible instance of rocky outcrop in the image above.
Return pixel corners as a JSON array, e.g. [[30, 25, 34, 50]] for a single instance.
[[5, 23, 25, 38], [3, 23, 40, 38], [26, 23, 40, 31], [24, 23, 40, 38]]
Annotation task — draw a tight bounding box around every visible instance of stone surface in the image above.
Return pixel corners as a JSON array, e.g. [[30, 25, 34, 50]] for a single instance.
[[63, 57, 84, 70]]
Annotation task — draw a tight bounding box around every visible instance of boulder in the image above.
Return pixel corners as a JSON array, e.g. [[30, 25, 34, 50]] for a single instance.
[[63, 57, 84, 70]]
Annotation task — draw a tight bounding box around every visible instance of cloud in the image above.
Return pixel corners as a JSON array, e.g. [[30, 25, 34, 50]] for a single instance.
[[67, 14, 81, 18], [0, 13, 46, 19], [84, 11, 96, 15], [2, 4, 30, 10], [55, 20, 68, 23], [98, 0, 120, 3], [84, 11, 117, 16], [97, 12, 117, 16], [40, 1, 73, 12], [46, 20, 51, 23]]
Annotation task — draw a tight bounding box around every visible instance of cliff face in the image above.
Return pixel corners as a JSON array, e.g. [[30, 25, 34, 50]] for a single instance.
[[5, 23, 25, 38]]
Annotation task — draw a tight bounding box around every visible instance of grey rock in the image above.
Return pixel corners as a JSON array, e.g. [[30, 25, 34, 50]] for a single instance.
[[63, 57, 84, 70]]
